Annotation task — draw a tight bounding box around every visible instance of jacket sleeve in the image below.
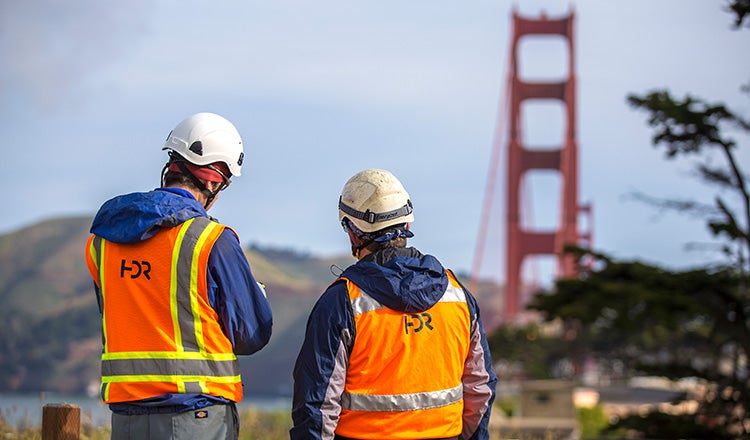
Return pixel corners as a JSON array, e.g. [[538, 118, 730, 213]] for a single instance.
[[290, 281, 354, 440], [461, 291, 498, 440], [207, 229, 273, 355]]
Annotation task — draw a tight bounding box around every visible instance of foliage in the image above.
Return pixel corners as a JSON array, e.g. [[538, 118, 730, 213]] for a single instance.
[[0, 217, 101, 394], [246, 242, 354, 289], [623, 0, 750, 281], [626, 90, 750, 271], [0, 410, 109, 440], [248, 244, 313, 262], [576, 404, 609, 438], [486, 322, 574, 380], [0, 407, 294, 440], [526, 31, 750, 431], [1, 404, 614, 440], [726, 0, 750, 28], [528, 5, 750, 438], [0, 216, 351, 396], [625, 89, 750, 273], [529, 248, 750, 437], [605, 411, 734, 440], [238, 408, 292, 440], [494, 398, 517, 417]]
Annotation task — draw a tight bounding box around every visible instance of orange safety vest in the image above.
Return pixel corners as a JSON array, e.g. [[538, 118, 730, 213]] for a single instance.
[[336, 270, 471, 439], [85, 216, 242, 404]]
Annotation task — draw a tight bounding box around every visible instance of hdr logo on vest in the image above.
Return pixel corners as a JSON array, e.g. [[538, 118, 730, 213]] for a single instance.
[[120, 259, 152, 280], [403, 312, 433, 334]]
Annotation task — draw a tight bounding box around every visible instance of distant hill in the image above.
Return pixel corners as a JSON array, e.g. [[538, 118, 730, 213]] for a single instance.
[[0, 216, 503, 397]]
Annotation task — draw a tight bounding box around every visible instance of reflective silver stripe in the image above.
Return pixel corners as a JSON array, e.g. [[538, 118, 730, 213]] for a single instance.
[[439, 283, 467, 303], [100, 382, 108, 401], [460, 319, 493, 438], [350, 281, 467, 317], [321, 327, 352, 438], [91, 236, 105, 302], [91, 236, 104, 275], [174, 217, 213, 352], [183, 382, 203, 393], [92, 236, 107, 402], [91, 236, 107, 350], [350, 290, 386, 316], [341, 384, 463, 412], [102, 357, 239, 378]]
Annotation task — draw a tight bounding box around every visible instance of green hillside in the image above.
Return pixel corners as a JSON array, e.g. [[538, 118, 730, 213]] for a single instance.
[[0, 216, 352, 396], [0, 216, 501, 397]]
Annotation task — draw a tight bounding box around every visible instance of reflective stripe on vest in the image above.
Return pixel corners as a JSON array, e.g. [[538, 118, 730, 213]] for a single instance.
[[350, 278, 468, 316], [336, 271, 470, 439], [86, 216, 241, 403], [169, 217, 218, 353], [101, 353, 240, 377], [341, 383, 463, 412]]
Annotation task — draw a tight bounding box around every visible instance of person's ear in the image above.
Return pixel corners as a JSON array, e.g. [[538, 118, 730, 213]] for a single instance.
[[344, 227, 356, 242], [207, 181, 222, 192]]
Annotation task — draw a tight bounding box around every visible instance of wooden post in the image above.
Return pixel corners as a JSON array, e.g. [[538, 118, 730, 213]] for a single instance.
[[42, 403, 80, 440]]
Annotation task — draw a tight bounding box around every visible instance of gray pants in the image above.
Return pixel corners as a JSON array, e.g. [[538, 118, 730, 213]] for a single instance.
[[111, 403, 239, 440]]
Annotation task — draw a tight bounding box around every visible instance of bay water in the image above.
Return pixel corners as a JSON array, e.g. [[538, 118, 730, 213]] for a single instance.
[[0, 392, 291, 428]]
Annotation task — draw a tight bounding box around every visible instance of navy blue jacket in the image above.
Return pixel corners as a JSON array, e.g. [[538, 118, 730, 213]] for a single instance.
[[290, 246, 497, 440]]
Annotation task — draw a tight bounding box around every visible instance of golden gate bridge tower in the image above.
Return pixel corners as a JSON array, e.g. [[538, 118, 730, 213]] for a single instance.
[[472, 9, 592, 322]]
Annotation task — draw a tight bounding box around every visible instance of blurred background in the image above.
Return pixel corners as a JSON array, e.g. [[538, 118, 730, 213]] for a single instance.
[[3, 0, 748, 281]]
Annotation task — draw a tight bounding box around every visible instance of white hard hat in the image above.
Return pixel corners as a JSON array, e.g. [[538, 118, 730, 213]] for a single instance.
[[338, 169, 414, 233], [163, 112, 244, 176]]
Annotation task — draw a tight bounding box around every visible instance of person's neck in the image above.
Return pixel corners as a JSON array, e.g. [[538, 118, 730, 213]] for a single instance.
[[167, 184, 207, 206]]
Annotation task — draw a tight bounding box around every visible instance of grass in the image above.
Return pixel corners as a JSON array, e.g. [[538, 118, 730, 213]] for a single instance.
[[0, 406, 292, 440], [1, 403, 608, 439]]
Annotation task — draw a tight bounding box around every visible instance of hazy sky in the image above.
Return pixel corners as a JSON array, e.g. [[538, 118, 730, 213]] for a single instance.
[[2, 0, 748, 285]]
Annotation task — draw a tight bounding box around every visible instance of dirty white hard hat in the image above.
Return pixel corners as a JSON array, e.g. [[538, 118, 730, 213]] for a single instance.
[[338, 169, 414, 233]]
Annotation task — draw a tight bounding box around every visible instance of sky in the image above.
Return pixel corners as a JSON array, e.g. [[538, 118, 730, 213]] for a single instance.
[[2, 0, 749, 286]]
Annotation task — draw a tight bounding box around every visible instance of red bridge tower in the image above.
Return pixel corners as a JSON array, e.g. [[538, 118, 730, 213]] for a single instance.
[[472, 10, 592, 322]]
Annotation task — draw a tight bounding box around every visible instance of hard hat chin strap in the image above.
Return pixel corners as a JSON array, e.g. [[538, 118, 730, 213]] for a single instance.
[[161, 158, 223, 209]]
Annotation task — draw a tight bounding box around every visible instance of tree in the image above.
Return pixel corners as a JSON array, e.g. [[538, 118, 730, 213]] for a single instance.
[[526, 4, 750, 438], [529, 250, 746, 438], [625, 90, 750, 274], [727, 0, 750, 28], [486, 322, 575, 381]]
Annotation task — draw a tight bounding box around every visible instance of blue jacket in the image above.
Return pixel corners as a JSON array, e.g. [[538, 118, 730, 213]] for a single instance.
[[89, 187, 273, 413], [290, 246, 497, 440]]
